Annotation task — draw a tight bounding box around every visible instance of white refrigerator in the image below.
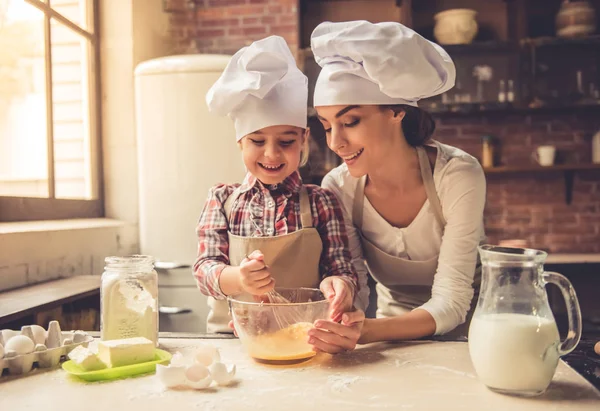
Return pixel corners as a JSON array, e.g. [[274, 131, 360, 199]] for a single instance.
[[134, 55, 245, 333]]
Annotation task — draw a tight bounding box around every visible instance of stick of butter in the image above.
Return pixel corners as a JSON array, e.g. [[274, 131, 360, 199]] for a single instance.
[[98, 337, 155, 368], [68, 345, 107, 371]]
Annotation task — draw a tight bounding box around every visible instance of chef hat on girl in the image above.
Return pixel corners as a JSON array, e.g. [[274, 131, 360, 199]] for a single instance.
[[311, 20, 456, 107], [206, 36, 308, 141]]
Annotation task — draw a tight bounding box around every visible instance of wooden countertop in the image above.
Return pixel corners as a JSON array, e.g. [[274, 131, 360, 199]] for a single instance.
[[0, 275, 100, 325], [1, 338, 598, 410]]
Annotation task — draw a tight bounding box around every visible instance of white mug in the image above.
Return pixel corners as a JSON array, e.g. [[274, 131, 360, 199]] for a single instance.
[[535, 145, 556, 166]]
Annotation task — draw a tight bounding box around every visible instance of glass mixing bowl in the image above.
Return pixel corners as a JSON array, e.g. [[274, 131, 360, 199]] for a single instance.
[[228, 288, 329, 364]]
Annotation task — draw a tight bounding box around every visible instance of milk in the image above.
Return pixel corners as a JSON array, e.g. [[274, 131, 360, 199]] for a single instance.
[[468, 313, 560, 394]]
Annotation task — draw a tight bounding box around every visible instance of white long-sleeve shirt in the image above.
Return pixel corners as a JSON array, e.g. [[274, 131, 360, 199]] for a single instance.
[[322, 141, 486, 335]]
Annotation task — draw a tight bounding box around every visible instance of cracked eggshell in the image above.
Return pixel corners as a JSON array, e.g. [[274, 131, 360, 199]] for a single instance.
[[5, 335, 35, 355], [73, 331, 88, 344], [194, 344, 220, 367], [184, 364, 213, 389], [156, 364, 187, 388], [169, 352, 187, 367], [209, 362, 236, 386]]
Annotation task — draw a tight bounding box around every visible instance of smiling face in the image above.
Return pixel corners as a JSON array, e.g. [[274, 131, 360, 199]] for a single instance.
[[315, 105, 404, 178], [239, 125, 307, 185]]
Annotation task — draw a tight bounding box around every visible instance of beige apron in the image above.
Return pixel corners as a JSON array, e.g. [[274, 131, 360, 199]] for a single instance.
[[206, 186, 323, 333], [353, 146, 480, 337]]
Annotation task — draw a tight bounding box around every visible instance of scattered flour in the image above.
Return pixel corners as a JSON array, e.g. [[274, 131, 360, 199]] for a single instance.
[[413, 364, 476, 379], [327, 374, 365, 393], [194, 399, 217, 410], [394, 359, 415, 367]]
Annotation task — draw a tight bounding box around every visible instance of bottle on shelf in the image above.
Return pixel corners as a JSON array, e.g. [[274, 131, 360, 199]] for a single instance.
[[507, 80, 515, 103], [498, 80, 506, 103], [482, 135, 495, 168], [593, 129, 600, 164]]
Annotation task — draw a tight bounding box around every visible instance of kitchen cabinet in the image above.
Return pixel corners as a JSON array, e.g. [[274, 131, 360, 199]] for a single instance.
[[157, 266, 208, 333]]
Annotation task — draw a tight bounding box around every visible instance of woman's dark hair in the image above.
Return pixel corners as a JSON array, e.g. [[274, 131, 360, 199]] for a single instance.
[[380, 105, 435, 147]]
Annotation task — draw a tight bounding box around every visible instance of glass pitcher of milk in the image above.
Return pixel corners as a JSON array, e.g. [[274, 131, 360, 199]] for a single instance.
[[468, 245, 582, 397]]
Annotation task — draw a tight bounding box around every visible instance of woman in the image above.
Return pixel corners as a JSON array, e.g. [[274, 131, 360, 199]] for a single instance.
[[307, 21, 486, 354]]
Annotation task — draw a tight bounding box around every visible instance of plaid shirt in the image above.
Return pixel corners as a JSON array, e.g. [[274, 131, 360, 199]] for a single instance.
[[194, 171, 358, 299]]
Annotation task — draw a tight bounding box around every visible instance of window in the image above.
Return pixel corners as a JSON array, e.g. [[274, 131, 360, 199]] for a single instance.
[[0, 0, 101, 222]]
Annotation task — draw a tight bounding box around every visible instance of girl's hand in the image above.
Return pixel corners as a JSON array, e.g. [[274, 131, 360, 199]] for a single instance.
[[308, 310, 365, 354], [239, 250, 275, 295], [319, 276, 354, 322], [228, 320, 238, 337]]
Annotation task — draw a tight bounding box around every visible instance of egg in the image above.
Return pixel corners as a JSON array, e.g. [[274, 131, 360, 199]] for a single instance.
[[5, 335, 34, 355], [208, 362, 236, 386], [0, 342, 4, 359], [194, 344, 220, 366], [156, 364, 187, 388], [184, 364, 213, 389], [595, 341, 600, 356], [30, 325, 47, 345]]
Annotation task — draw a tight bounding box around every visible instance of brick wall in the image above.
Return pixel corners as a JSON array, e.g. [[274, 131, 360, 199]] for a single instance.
[[168, 0, 300, 56], [436, 111, 600, 253]]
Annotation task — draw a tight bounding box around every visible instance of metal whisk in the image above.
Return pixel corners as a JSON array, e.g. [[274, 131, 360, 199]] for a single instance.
[[244, 254, 301, 329]]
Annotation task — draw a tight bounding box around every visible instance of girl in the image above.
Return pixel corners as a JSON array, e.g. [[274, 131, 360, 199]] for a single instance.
[[195, 36, 360, 334]]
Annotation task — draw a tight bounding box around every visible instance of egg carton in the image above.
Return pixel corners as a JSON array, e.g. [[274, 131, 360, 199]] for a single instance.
[[0, 320, 93, 375]]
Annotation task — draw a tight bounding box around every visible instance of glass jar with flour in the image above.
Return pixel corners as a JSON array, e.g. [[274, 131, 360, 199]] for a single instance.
[[101, 255, 159, 345]]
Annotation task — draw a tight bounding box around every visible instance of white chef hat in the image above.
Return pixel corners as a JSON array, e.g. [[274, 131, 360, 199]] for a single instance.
[[311, 21, 456, 107], [206, 36, 308, 141]]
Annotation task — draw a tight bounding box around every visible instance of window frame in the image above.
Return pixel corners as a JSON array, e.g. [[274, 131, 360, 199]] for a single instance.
[[0, 0, 103, 222]]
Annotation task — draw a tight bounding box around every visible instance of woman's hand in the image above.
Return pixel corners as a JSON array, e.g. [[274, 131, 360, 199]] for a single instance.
[[308, 310, 365, 354], [239, 250, 275, 295], [319, 276, 354, 323]]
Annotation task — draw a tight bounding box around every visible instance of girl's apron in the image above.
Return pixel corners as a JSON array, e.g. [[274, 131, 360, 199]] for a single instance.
[[352, 146, 480, 336], [206, 186, 323, 333]]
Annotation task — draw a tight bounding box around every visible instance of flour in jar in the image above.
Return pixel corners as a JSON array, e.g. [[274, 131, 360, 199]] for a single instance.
[[101, 274, 158, 344], [468, 313, 560, 394]]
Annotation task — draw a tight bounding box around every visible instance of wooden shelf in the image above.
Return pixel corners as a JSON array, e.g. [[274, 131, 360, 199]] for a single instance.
[[485, 163, 600, 204], [484, 164, 600, 174], [0, 275, 100, 326], [441, 42, 517, 55], [522, 35, 600, 48], [426, 102, 600, 117]]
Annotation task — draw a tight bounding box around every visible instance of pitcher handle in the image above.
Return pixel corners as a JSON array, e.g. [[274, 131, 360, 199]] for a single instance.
[[542, 271, 582, 355]]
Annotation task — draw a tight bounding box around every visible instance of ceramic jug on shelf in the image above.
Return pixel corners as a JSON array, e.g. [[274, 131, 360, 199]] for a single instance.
[[468, 245, 582, 397]]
